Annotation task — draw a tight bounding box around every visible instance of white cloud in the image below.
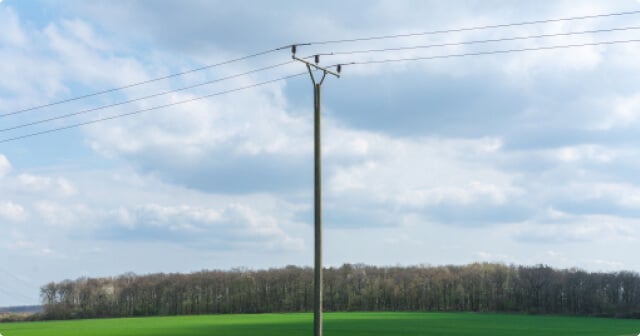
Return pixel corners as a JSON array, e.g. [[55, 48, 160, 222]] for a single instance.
[[18, 174, 77, 196], [1, 165, 308, 253], [325, 132, 519, 210], [110, 203, 221, 232], [59, 19, 108, 51], [5, 1, 640, 307], [0, 5, 26, 46], [502, 37, 603, 82], [85, 79, 307, 160], [2, 230, 60, 258], [0, 154, 10, 177], [35, 201, 87, 228], [554, 145, 614, 163], [599, 92, 640, 129], [0, 10, 66, 110], [511, 214, 638, 244], [589, 183, 640, 209], [101, 202, 304, 251], [44, 19, 149, 88], [0, 201, 25, 221]]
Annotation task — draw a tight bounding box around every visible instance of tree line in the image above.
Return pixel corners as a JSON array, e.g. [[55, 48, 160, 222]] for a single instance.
[[39, 263, 640, 320]]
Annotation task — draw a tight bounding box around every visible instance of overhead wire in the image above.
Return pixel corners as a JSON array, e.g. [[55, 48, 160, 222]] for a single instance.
[[0, 61, 294, 132], [305, 25, 640, 57], [1, 47, 284, 117], [0, 284, 38, 304], [0, 269, 39, 303], [0, 269, 39, 304], [7, 26, 638, 133], [0, 268, 36, 289], [4, 8, 640, 119], [341, 39, 640, 66], [0, 72, 307, 144], [2, 9, 640, 144], [2, 36, 638, 144], [302, 9, 640, 46]]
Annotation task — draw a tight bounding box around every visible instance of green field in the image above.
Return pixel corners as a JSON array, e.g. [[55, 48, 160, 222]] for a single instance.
[[1, 312, 639, 336]]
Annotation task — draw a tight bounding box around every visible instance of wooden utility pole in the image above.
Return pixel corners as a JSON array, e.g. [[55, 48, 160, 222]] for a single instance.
[[292, 47, 340, 336]]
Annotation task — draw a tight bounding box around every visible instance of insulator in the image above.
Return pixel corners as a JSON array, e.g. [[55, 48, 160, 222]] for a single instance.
[[315, 55, 320, 64], [292, 45, 297, 55], [337, 64, 342, 73]]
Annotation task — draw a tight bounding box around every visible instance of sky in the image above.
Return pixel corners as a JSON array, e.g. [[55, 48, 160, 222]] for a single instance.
[[2, 0, 640, 306]]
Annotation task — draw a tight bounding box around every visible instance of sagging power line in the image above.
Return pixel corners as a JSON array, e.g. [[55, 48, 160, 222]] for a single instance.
[[4, 8, 639, 119], [0, 284, 38, 304], [6, 28, 639, 134], [334, 38, 640, 65], [2, 48, 284, 117], [301, 9, 640, 46], [304, 26, 640, 57], [2, 38, 640, 144], [1, 10, 639, 145], [0, 73, 307, 144], [0, 61, 295, 132]]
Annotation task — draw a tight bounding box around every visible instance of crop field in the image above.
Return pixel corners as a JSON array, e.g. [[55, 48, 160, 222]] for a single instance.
[[1, 312, 639, 336]]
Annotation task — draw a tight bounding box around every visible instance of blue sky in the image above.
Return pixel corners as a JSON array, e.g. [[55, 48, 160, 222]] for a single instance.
[[2, 0, 640, 306]]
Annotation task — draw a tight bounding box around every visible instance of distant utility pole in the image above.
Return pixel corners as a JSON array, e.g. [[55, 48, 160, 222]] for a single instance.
[[292, 46, 340, 336]]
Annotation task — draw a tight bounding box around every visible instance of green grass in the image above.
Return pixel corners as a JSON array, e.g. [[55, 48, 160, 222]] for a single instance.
[[1, 312, 639, 336]]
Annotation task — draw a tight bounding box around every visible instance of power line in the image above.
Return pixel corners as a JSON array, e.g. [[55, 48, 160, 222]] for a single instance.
[[2, 38, 636, 144], [1, 61, 294, 132], [345, 38, 640, 66], [302, 9, 640, 46], [0, 268, 36, 289], [0, 73, 306, 144], [12, 27, 637, 133], [3, 10, 640, 143], [0, 284, 38, 304], [306, 26, 640, 57], [0, 268, 39, 303], [2, 48, 283, 118], [5, 9, 638, 120]]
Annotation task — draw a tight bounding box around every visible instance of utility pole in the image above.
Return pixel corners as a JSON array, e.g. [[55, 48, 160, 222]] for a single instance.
[[292, 46, 340, 336]]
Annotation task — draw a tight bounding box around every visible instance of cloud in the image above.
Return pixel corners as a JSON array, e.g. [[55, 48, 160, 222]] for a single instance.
[[0, 154, 10, 177], [83, 89, 313, 193], [549, 182, 640, 218], [322, 131, 524, 225], [511, 213, 638, 244], [5, 1, 640, 308], [0, 163, 309, 253], [43, 19, 148, 88], [0, 5, 25, 46], [599, 92, 640, 130], [0, 201, 25, 221], [0, 9, 65, 112], [18, 174, 77, 196], [95, 202, 305, 251], [35, 201, 89, 228]]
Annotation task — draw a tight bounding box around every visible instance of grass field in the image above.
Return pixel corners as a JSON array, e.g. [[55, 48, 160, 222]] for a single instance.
[[1, 312, 639, 336]]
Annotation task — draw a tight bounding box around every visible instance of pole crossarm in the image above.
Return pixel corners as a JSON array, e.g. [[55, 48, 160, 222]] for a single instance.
[[293, 55, 341, 78]]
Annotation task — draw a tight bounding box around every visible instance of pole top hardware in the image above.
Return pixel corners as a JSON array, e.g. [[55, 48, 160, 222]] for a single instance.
[[292, 56, 340, 78]]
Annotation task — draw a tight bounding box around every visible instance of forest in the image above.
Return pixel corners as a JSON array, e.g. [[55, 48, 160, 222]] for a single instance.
[[39, 263, 640, 320]]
